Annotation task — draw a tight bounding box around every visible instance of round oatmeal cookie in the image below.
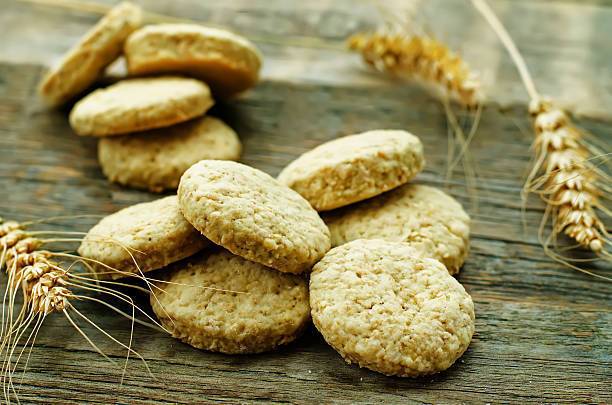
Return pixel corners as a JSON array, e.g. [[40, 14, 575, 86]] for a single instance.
[[39, 2, 142, 106], [277, 130, 424, 211], [324, 184, 470, 274], [151, 250, 310, 354], [178, 160, 331, 274], [78, 196, 208, 280], [125, 24, 262, 98], [98, 116, 241, 192], [69, 76, 214, 136], [310, 239, 475, 377]]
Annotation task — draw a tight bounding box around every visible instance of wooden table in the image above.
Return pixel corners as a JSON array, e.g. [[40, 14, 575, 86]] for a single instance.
[[1, 0, 610, 403]]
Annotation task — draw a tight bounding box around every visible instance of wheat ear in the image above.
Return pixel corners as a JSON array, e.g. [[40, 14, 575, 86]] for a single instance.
[[348, 31, 482, 108], [471, 0, 610, 260], [0, 219, 159, 403], [1, 222, 71, 316]]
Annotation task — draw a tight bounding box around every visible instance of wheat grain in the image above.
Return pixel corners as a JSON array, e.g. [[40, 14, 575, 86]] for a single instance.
[[348, 31, 482, 108]]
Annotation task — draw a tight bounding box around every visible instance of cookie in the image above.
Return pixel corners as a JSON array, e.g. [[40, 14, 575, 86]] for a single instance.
[[78, 196, 208, 280], [98, 116, 241, 192], [277, 130, 424, 211], [39, 2, 142, 106], [151, 250, 310, 354], [324, 184, 470, 274], [310, 239, 475, 377], [125, 24, 262, 98], [178, 160, 331, 274], [69, 76, 214, 136]]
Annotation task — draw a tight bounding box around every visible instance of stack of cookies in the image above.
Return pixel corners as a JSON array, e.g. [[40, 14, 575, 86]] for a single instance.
[[78, 128, 475, 378], [277, 130, 475, 377], [48, 0, 473, 381], [38, 2, 261, 193], [79, 161, 330, 354]]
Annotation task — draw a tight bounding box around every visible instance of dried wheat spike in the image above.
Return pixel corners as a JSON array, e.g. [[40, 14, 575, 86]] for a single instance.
[[348, 31, 482, 108], [1, 222, 71, 314], [529, 98, 607, 253]]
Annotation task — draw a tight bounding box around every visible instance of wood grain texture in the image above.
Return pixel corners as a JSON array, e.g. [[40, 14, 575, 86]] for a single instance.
[[0, 0, 610, 403]]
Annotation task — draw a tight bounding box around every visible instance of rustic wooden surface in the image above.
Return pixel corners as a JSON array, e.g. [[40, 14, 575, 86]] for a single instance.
[[0, 0, 611, 403]]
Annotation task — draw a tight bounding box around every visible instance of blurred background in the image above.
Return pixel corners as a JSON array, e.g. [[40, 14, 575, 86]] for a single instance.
[[3, 0, 611, 117]]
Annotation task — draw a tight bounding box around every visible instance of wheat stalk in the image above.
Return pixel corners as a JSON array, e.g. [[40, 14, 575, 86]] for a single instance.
[[470, 0, 610, 266], [348, 31, 482, 108], [0, 218, 162, 401]]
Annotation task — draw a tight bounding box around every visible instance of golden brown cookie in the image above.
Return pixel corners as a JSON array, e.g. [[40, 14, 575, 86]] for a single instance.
[[278, 130, 424, 211], [151, 250, 310, 354], [125, 24, 262, 98], [39, 2, 142, 106], [98, 116, 241, 192], [324, 184, 470, 274], [310, 239, 475, 377], [178, 160, 331, 274], [69, 76, 214, 136], [78, 196, 208, 279]]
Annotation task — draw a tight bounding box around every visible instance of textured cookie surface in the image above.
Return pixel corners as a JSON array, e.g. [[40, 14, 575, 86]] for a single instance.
[[151, 250, 310, 354], [99, 116, 241, 192], [125, 24, 262, 98], [78, 196, 208, 279], [178, 160, 331, 274], [39, 2, 142, 106], [310, 239, 475, 377], [69, 76, 213, 136], [277, 130, 424, 211], [324, 184, 470, 274]]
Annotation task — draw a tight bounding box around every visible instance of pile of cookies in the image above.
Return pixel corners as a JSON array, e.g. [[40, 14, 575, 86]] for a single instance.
[[38, 2, 261, 192], [38, 0, 474, 380], [79, 128, 475, 377]]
